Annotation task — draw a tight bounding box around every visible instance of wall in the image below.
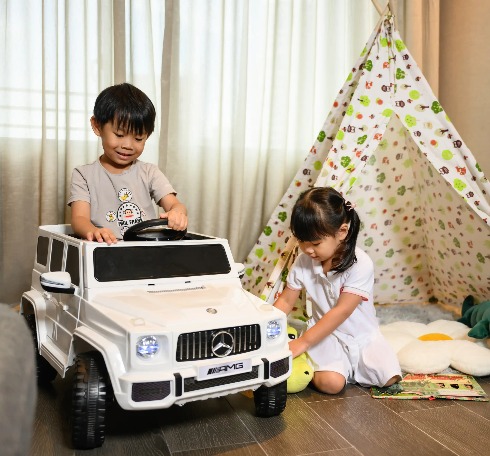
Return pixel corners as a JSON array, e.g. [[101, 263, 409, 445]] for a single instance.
[[439, 0, 490, 176]]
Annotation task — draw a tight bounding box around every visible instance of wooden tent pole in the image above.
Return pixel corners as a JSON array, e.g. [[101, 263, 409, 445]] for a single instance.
[[371, 0, 385, 15], [371, 0, 398, 30], [388, 0, 399, 29]]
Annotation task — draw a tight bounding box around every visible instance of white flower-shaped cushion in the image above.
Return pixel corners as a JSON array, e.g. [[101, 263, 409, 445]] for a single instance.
[[380, 320, 490, 377]]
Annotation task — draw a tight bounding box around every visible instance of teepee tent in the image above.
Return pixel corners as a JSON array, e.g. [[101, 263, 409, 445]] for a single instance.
[[242, 13, 490, 314]]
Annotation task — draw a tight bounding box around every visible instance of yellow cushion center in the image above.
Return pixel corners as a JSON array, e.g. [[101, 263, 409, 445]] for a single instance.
[[418, 333, 453, 341]]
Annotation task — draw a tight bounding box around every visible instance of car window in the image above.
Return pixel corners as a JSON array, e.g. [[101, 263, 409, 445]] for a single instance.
[[66, 244, 80, 286], [93, 244, 231, 282], [36, 236, 50, 266], [50, 239, 64, 272]]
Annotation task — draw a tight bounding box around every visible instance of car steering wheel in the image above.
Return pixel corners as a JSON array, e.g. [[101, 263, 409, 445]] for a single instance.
[[123, 219, 187, 242]]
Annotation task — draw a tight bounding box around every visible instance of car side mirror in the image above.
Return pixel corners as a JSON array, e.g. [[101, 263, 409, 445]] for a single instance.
[[40, 271, 75, 294]]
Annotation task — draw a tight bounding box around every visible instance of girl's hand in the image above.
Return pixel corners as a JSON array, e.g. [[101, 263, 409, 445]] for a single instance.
[[289, 336, 309, 359]]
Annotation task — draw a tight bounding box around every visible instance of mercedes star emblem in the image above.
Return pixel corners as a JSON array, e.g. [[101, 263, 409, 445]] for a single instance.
[[211, 331, 234, 357]]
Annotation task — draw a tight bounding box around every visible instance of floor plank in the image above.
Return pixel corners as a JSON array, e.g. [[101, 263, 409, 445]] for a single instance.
[[173, 446, 364, 456], [157, 396, 257, 453], [400, 404, 490, 456], [31, 380, 74, 456], [171, 443, 267, 456], [226, 392, 354, 456], [307, 395, 456, 456], [456, 376, 490, 420], [29, 373, 490, 456]]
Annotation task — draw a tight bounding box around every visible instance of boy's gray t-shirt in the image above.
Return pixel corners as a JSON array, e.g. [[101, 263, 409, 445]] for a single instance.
[[68, 158, 176, 238]]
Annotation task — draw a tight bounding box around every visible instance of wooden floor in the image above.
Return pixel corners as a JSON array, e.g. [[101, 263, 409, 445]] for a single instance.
[[30, 372, 490, 456]]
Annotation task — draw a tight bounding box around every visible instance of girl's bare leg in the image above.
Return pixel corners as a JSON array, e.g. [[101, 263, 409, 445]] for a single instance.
[[312, 371, 346, 394]]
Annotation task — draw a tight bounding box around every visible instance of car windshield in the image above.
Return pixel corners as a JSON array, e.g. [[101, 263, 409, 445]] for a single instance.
[[93, 244, 231, 282]]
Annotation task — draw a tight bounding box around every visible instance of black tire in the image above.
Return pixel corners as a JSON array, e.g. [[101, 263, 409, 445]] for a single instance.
[[24, 313, 57, 384], [71, 352, 108, 449], [253, 381, 287, 417]]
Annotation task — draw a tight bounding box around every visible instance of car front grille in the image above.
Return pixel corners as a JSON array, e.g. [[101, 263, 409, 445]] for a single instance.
[[176, 324, 261, 361]]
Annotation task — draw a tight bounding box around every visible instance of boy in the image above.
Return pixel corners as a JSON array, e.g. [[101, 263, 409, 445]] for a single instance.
[[68, 83, 187, 244]]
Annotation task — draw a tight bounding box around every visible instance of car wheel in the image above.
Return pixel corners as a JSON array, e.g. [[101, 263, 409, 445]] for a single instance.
[[71, 352, 108, 449], [24, 313, 57, 384], [253, 380, 287, 417]]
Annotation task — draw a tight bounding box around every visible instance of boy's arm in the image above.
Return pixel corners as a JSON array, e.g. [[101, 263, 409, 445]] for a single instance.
[[70, 201, 118, 244], [158, 194, 188, 230]]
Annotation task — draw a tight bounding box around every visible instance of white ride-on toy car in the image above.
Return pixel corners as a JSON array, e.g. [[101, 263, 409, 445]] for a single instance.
[[21, 220, 291, 449]]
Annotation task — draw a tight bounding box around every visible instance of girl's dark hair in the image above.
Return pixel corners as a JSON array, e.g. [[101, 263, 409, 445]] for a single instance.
[[290, 187, 361, 273], [93, 83, 156, 136]]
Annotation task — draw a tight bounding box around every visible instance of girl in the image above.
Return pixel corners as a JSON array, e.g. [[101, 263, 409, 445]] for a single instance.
[[274, 187, 401, 394]]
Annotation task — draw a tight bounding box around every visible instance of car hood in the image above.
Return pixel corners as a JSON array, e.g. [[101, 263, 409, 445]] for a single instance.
[[87, 283, 268, 331]]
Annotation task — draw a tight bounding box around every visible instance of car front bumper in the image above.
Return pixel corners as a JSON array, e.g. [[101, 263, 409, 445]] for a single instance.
[[114, 350, 291, 410]]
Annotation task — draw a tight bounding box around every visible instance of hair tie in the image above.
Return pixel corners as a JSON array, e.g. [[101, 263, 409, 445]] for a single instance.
[[345, 200, 356, 211]]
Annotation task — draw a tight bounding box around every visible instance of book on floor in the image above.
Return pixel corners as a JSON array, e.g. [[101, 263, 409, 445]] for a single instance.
[[371, 373, 488, 401]]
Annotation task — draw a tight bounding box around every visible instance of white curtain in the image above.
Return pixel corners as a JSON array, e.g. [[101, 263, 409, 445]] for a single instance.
[[1, 0, 384, 304], [160, 0, 380, 262], [0, 0, 164, 304], [0, 1, 107, 305]]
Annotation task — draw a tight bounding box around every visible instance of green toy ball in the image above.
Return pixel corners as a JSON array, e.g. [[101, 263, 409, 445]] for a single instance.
[[458, 295, 490, 339], [287, 326, 314, 393]]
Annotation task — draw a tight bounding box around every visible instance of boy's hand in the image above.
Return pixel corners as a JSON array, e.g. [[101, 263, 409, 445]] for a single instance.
[[71, 201, 118, 245], [86, 227, 118, 245], [160, 210, 188, 231]]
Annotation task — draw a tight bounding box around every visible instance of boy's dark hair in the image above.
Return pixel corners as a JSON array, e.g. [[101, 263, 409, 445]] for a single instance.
[[290, 186, 361, 273], [93, 83, 156, 136]]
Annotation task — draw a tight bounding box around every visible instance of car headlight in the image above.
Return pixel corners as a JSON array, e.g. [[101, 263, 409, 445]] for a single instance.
[[266, 320, 282, 339], [136, 335, 160, 359]]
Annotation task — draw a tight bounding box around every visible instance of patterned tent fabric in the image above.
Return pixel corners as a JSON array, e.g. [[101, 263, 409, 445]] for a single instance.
[[242, 15, 490, 313]]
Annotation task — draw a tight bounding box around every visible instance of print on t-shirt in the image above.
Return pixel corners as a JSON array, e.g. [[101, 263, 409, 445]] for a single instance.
[[105, 188, 145, 235]]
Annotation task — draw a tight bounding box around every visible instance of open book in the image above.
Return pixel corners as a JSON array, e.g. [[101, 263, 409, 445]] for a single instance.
[[371, 373, 488, 401]]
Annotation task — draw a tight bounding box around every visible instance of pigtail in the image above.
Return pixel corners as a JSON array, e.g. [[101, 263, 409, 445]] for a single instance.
[[333, 202, 360, 273]]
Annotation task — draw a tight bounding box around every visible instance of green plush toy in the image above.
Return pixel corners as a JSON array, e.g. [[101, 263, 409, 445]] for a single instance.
[[458, 295, 490, 339], [287, 326, 313, 393]]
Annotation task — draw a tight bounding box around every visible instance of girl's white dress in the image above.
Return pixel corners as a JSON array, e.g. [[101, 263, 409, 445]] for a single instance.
[[287, 247, 401, 386]]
